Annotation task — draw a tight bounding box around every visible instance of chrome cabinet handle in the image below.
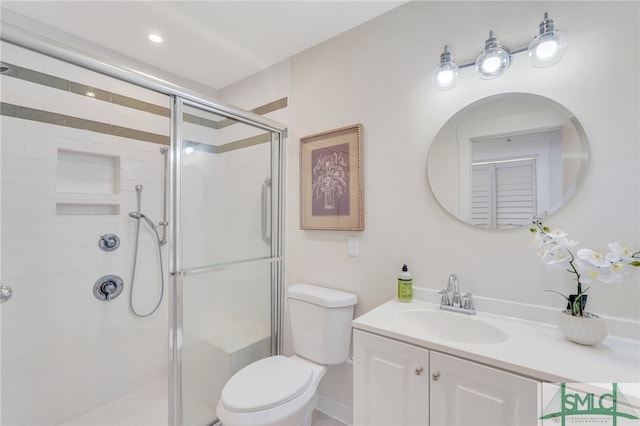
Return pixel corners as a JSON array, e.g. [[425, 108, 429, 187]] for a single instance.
[[432, 372, 441, 381], [415, 367, 424, 376]]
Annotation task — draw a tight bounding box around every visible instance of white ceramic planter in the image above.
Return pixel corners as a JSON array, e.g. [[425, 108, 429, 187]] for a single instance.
[[558, 310, 607, 346]]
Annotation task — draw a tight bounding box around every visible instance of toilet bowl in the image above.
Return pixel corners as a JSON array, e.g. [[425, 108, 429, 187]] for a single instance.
[[216, 284, 357, 426], [216, 355, 325, 426]]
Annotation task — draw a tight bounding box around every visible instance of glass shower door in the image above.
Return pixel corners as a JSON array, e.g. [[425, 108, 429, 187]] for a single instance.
[[172, 100, 283, 425]]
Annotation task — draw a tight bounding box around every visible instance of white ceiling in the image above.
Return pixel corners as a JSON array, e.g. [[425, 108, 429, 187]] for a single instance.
[[1, 1, 405, 90]]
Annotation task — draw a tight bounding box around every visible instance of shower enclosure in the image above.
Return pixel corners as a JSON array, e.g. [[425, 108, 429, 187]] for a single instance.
[[0, 29, 284, 426], [171, 99, 284, 425]]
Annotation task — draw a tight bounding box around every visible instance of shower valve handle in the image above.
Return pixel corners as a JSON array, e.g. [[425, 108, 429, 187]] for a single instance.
[[101, 281, 117, 301], [93, 275, 124, 302], [101, 235, 117, 248], [98, 234, 120, 251]]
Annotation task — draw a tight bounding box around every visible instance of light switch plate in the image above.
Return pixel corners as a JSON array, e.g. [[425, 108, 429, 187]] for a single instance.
[[347, 237, 358, 257]]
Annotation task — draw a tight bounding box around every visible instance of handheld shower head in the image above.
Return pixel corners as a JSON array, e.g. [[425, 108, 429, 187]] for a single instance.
[[129, 211, 156, 230]]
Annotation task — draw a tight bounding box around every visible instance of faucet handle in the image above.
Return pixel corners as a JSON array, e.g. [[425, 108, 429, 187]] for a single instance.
[[462, 293, 474, 310], [438, 289, 450, 306]]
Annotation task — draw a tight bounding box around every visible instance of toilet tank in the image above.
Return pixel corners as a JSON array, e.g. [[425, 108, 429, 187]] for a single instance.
[[287, 284, 358, 365]]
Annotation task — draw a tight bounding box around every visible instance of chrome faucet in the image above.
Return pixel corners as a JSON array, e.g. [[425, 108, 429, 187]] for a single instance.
[[439, 273, 476, 315], [449, 273, 461, 308]]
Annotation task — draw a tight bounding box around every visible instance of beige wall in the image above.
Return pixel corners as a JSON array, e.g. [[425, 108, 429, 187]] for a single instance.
[[222, 0, 640, 413]]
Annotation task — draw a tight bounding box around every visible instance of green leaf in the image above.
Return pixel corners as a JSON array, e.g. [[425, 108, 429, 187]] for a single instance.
[[529, 228, 537, 233], [630, 261, 640, 267]]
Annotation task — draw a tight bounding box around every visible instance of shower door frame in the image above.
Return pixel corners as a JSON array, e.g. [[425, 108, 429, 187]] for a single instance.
[[169, 97, 285, 426], [1, 24, 287, 426]]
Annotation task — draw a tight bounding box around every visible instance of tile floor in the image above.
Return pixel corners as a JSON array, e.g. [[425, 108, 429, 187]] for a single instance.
[[311, 410, 347, 426], [60, 379, 346, 426]]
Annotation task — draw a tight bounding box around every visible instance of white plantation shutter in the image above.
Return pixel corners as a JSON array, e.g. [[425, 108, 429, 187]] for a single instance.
[[471, 164, 493, 227], [472, 159, 536, 230]]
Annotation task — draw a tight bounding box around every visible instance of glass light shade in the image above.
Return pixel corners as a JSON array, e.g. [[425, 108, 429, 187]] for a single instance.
[[528, 30, 568, 67], [475, 47, 511, 79], [432, 62, 459, 91]]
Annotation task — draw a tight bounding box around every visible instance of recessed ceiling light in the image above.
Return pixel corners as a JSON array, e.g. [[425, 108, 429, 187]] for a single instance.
[[148, 33, 163, 43]]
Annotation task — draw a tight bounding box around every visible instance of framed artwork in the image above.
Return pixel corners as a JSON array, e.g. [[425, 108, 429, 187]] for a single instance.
[[299, 124, 364, 231]]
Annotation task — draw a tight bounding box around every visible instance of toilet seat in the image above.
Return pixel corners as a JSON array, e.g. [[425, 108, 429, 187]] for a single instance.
[[221, 355, 313, 413]]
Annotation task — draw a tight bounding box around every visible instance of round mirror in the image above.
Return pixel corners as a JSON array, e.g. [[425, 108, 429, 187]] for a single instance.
[[427, 93, 589, 230]]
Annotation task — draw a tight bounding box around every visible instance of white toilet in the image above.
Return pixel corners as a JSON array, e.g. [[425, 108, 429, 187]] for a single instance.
[[216, 283, 358, 426]]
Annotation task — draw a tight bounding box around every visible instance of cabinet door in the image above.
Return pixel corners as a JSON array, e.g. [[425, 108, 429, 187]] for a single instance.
[[430, 352, 540, 426], [353, 330, 429, 426]]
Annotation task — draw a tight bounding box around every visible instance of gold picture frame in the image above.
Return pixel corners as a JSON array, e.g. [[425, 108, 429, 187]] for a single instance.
[[300, 124, 364, 231]]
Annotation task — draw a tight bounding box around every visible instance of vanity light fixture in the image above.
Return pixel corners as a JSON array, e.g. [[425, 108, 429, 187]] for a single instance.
[[432, 12, 567, 90]]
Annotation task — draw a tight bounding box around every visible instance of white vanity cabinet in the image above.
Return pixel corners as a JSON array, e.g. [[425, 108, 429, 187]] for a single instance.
[[429, 351, 539, 426], [353, 329, 429, 425], [353, 329, 540, 426]]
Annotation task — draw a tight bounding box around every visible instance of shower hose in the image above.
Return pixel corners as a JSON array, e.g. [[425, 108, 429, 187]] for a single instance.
[[129, 188, 165, 318]]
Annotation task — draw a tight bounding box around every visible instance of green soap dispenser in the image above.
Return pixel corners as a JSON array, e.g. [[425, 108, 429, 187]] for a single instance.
[[397, 264, 413, 302]]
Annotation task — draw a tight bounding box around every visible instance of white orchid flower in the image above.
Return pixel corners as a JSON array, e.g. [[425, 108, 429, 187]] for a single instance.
[[575, 258, 616, 284], [608, 242, 635, 261], [577, 248, 611, 268], [610, 261, 631, 280], [542, 248, 572, 266], [531, 219, 640, 317]]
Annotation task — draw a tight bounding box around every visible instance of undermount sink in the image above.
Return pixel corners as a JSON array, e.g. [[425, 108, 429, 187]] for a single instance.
[[393, 308, 508, 344]]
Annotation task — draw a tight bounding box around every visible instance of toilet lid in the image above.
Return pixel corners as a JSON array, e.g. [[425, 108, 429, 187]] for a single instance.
[[221, 355, 313, 412]]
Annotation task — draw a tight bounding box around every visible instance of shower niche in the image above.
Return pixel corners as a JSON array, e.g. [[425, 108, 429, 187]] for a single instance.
[[55, 148, 121, 215]]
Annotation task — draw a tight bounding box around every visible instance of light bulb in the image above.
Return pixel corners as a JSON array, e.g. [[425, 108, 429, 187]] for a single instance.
[[432, 45, 459, 91], [535, 39, 559, 59], [475, 31, 511, 79], [480, 55, 502, 74], [437, 69, 455, 86], [432, 64, 459, 90], [148, 33, 163, 43]]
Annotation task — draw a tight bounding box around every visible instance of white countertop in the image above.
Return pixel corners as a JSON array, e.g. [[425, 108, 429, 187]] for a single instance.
[[352, 298, 640, 387]]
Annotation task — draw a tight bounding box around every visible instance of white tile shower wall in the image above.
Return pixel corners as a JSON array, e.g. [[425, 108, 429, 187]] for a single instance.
[[1, 75, 169, 135], [1, 41, 169, 110], [56, 150, 120, 194], [1, 44, 170, 425]]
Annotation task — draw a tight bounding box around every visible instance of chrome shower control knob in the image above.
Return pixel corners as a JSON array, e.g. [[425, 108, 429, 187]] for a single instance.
[[0, 285, 12, 303], [415, 367, 424, 376], [99, 234, 120, 251], [93, 275, 124, 301], [432, 372, 441, 381], [101, 281, 117, 300]]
